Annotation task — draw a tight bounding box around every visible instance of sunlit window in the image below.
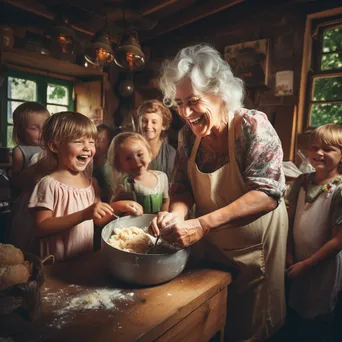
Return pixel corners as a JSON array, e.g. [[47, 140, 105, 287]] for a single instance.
[[1, 71, 73, 147], [308, 25, 342, 127]]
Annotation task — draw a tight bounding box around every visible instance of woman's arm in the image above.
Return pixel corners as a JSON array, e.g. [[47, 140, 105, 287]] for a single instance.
[[199, 190, 276, 231]]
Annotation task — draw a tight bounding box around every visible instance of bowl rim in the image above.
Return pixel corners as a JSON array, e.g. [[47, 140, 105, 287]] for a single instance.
[[101, 214, 187, 257]]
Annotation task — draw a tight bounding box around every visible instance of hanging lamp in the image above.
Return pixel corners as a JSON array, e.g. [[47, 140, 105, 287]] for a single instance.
[[45, 16, 77, 55], [114, 30, 145, 71], [84, 30, 114, 68]]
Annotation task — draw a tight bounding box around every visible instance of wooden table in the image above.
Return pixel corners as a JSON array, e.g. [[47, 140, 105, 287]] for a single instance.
[[5, 252, 232, 342]]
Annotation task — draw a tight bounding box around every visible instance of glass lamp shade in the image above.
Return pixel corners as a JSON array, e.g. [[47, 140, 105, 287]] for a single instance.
[[114, 34, 145, 71], [85, 31, 114, 67], [45, 18, 77, 54]]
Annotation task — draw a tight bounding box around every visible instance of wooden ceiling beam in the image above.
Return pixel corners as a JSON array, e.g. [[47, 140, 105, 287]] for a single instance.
[[138, 0, 178, 16], [3, 0, 95, 36], [141, 0, 245, 42]]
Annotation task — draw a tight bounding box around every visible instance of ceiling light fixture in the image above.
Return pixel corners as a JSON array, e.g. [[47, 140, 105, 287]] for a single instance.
[[84, 30, 114, 69], [114, 30, 145, 72], [45, 16, 77, 55]]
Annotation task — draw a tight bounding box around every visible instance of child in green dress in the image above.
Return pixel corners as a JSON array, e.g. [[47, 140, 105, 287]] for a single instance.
[[107, 132, 169, 214]]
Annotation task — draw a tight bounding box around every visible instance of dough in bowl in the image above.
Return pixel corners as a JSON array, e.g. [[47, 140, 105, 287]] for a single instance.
[[108, 227, 153, 253], [0, 264, 30, 289], [0, 243, 24, 266]]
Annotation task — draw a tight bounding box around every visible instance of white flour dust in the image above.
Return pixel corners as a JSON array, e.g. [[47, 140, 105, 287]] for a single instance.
[[42, 285, 134, 329], [57, 289, 134, 314]]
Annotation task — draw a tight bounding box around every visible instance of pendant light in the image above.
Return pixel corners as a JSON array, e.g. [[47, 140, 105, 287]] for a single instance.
[[84, 30, 114, 68], [114, 30, 145, 72], [84, 16, 114, 69], [45, 16, 77, 55]]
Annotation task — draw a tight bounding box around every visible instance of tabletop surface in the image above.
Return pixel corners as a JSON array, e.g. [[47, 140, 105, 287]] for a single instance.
[[5, 251, 232, 342]]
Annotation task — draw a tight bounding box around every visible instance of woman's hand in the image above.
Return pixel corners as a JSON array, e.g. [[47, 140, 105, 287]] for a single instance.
[[113, 200, 143, 216], [287, 260, 311, 279], [150, 212, 208, 248], [83, 202, 114, 221]]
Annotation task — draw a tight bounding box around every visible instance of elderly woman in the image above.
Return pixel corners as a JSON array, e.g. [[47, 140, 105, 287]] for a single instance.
[[150, 44, 288, 342]]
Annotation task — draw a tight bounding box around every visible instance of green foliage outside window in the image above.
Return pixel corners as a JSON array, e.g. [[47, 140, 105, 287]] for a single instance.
[[309, 25, 342, 127], [1, 70, 73, 147]]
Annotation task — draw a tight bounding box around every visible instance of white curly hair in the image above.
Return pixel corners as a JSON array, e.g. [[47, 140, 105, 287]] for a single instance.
[[159, 43, 244, 113]]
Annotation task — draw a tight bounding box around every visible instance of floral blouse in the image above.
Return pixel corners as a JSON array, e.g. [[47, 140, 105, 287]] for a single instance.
[[171, 108, 286, 203]]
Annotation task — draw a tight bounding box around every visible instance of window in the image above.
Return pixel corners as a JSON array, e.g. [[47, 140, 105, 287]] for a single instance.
[[308, 23, 342, 127], [1, 70, 73, 147]]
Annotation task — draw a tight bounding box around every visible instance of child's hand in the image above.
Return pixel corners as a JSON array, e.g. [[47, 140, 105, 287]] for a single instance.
[[287, 260, 310, 279], [83, 202, 114, 221], [112, 201, 143, 216]]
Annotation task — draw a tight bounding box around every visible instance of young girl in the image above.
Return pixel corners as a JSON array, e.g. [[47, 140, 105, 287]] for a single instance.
[[137, 100, 176, 180], [286, 123, 342, 341], [11, 102, 50, 193], [28, 112, 142, 261], [108, 132, 169, 214]]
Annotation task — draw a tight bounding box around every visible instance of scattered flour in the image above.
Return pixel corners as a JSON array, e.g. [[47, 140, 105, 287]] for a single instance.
[[42, 285, 135, 329], [57, 289, 134, 314]]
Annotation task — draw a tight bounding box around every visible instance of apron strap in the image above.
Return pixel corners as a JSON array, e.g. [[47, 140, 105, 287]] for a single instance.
[[227, 110, 237, 167], [190, 136, 202, 162]]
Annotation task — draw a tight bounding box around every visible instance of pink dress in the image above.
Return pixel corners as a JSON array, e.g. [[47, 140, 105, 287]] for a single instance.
[[29, 176, 97, 261]]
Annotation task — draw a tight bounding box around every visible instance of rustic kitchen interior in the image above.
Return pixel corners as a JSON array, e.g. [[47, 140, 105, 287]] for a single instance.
[[0, 0, 341, 341]]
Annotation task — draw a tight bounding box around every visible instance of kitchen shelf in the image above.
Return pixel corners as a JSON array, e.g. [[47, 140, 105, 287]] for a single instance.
[[1, 47, 107, 79]]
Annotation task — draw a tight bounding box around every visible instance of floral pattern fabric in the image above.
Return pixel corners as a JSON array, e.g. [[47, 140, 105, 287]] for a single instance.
[[171, 108, 286, 202]]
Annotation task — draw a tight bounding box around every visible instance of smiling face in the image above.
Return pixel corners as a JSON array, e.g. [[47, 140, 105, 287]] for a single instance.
[[116, 138, 152, 178], [175, 77, 225, 137], [141, 112, 166, 142], [53, 137, 96, 174], [24, 113, 49, 146], [308, 138, 342, 176]]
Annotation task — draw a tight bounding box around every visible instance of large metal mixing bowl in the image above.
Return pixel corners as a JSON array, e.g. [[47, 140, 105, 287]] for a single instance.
[[101, 214, 190, 286]]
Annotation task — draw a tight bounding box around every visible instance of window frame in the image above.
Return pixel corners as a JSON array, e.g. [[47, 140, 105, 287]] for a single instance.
[[305, 21, 342, 128], [0, 69, 74, 147], [297, 7, 342, 135]]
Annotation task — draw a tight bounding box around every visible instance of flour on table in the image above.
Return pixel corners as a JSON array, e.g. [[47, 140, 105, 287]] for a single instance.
[[42, 285, 134, 329], [57, 289, 134, 314]]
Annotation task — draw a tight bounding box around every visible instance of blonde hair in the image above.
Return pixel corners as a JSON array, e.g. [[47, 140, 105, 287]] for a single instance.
[[40, 111, 97, 174], [136, 100, 173, 138], [311, 124, 342, 149], [12, 102, 50, 145], [107, 132, 152, 191]]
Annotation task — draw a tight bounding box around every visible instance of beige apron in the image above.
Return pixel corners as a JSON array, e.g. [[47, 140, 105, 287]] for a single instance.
[[188, 111, 288, 342]]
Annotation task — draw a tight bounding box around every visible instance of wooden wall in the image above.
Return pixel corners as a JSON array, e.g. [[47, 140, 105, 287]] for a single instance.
[[131, 0, 340, 161]]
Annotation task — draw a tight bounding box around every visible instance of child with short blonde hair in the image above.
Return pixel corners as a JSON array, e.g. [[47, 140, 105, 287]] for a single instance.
[[108, 132, 169, 213], [28, 112, 142, 261], [286, 123, 342, 341]]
